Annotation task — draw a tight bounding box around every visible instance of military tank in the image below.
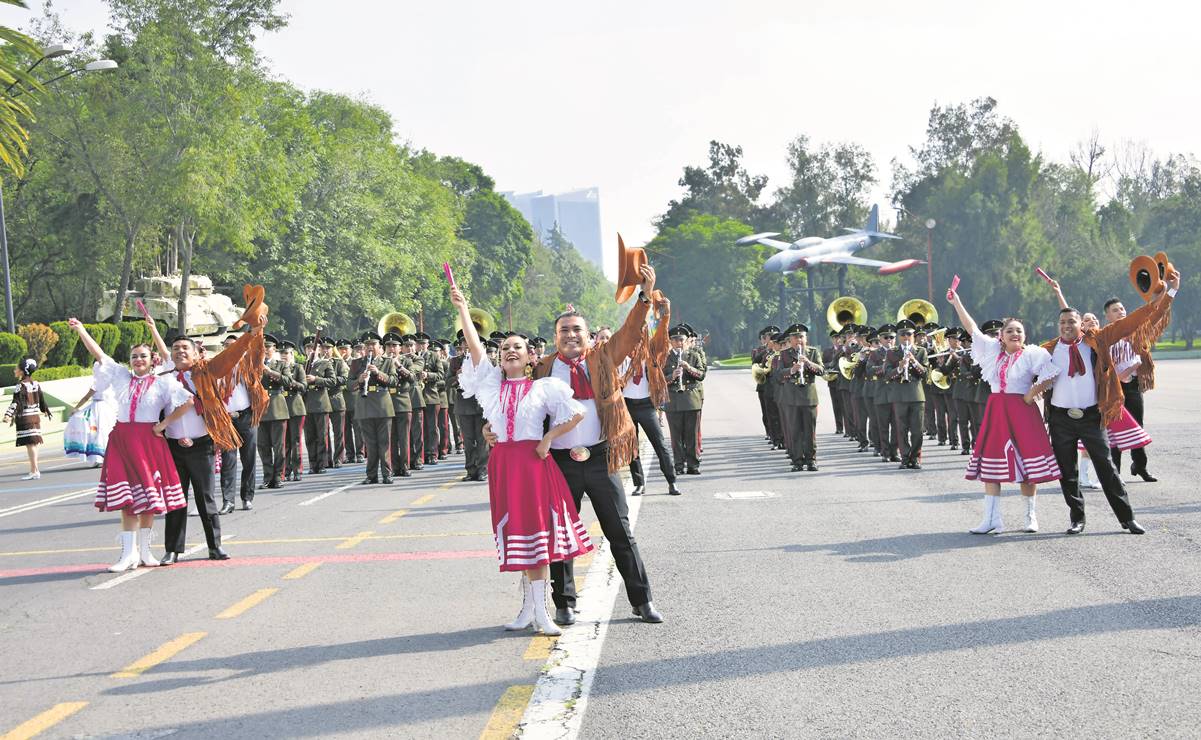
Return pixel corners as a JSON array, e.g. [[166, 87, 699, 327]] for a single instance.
[[97, 274, 243, 336]]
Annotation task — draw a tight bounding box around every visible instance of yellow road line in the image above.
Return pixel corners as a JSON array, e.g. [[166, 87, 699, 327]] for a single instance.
[[0, 532, 492, 557], [336, 531, 375, 550], [283, 562, 322, 580], [112, 632, 206, 678], [216, 588, 280, 619], [588, 521, 602, 539], [438, 480, 457, 490], [479, 685, 535, 740], [522, 635, 558, 661], [411, 494, 436, 506], [0, 701, 88, 740], [378, 509, 408, 525]]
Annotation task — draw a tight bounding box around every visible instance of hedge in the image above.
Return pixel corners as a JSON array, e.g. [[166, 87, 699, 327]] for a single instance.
[[0, 332, 27, 363], [73, 323, 119, 365], [17, 323, 57, 365], [32, 364, 94, 382], [45, 321, 80, 367], [0, 363, 13, 386], [115, 321, 154, 359]]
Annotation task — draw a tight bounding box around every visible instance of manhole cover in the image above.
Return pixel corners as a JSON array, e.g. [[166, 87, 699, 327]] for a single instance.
[[714, 490, 777, 500]]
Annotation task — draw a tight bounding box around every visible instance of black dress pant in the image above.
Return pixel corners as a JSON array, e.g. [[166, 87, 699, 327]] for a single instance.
[[873, 401, 896, 456], [361, 416, 391, 480], [1111, 380, 1149, 473], [220, 412, 257, 505], [303, 412, 329, 473], [344, 405, 360, 460], [457, 412, 488, 478], [955, 398, 975, 451], [851, 394, 868, 444], [165, 435, 221, 553], [828, 384, 844, 433], [328, 410, 344, 466], [449, 407, 462, 451], [780, 404, 817, 465], [924, 393, 936, 436], [893, 401, 925, 464], [422, 405, 439, 458], [390, 411, 411, 474], [666, 409, 700, 472], [285, 416, 303, 476], [756, 388, 770, 437], [625, 397, 676, 487], [256, 419, 285, 484], [550, 446, 651, 609], [410, 406, 425, 463], [1049, 405, 1134, 524], [764, 396, 783, 446]]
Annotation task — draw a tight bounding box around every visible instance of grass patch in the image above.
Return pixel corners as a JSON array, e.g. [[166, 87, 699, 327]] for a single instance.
[[715, 354, 752, 368], [1154, 339, 1200, 351]]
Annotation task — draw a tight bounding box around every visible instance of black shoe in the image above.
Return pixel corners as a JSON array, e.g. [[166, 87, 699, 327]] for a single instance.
[[898, 463, 909, 470], [314, 468, 327, 474], [461, 474, 473, 482], [911, 463, 922, 470], [332, 461, 341, 469], [159, 552, 179, 566], [631, 602, 664, 623], [242, 501, 253, 511], [938, 441, 946, 446], [266, 480, 281, 489], [219, 503, 235, 515], [668, 483, 682, 496], [1130, 467, 1158, 483], [791, 464, 802, 472], [631, 485, 645, 496], [208, 547, 231, 561], [950, 443, 959, 450], [554, 607, 576, 626], [1121, 520, 1146, 534], [381, 475, 394, 484], [361, 477, 378, 485], [805, 463, 818, 472], [478, 474, 487, 482], [857, 443, 869, 452], [686, 468, 700, 475], [1066, 520, 1086, 535], [258, 482, 268, 489], [961, 448, 971, 456], [397, 470, 411, 477], [426, 458, 438, 466], [412, 463, 424, 471], [889, 455, 901, 463]]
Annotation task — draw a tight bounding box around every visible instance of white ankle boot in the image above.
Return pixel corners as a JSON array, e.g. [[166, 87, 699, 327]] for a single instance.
[[1079, 458, 1102, 490], [137, 528, 158, 567], [530, 580, 561, 636], [108, 532, 140, 572], [969, 495, 1003, 534], [1023, 496, 1038, 533], [504, 576, 534, 631]]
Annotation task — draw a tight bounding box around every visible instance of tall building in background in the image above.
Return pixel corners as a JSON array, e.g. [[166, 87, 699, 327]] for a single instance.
[[502, 188, 608, 277]]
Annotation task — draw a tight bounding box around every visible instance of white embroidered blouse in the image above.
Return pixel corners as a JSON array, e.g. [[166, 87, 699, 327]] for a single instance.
[[970, 329, 1060, 394], [458, 356, 584, 442], [92, 357, 191, 424]]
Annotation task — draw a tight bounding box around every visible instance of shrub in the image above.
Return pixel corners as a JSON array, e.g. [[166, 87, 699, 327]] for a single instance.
[[31, 364, 93, 382], [0, 363, 14, 386], [116, 321, 151, 359], [45, 321, 80, 367], [74, 323, 120, 364], [17, 323, 57, 366], [0, 332, 27, 363]]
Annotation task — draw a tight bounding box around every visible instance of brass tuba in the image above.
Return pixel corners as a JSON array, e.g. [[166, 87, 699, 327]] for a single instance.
[[928, 368, 952, 391], [454, 307, 496, 337], [827, 296, 867, 333], [378, 311, 416, 338], [837, 354, 861, 381], [897, 298, 938, 327]]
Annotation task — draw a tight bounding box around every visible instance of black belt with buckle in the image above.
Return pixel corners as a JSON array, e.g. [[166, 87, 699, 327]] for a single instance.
[[1053, 404, 1097, 420], [551, 440, 608, 463]]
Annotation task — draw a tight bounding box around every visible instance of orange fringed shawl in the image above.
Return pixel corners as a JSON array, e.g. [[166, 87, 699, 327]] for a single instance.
[[187, 329, 268, 452]]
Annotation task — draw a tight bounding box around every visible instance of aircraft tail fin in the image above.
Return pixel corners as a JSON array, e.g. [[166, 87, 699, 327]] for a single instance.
[[863, 204, 879, 234]]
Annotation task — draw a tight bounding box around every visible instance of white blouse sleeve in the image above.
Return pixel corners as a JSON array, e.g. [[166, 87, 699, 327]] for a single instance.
[[534, 377, 585, 427], [458, 355, 503, 414], [970, 329, 1001, 381], [91, 357, 130, 394], [161, 373, 193, 413], [1027, 345, 1061, 385]]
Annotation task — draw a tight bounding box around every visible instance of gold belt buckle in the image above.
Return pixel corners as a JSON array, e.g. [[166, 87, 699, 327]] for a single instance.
[[1067, 407, 1084, 420], [569, 445, 591, 462]]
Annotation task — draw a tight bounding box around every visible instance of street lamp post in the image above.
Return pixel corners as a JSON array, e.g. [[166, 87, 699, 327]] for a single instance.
[[924, 218, 936, 303], [0, 51, 117, 332]]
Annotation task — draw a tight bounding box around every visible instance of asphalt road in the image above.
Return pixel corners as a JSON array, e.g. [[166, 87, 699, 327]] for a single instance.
[[1, 361, 1198, 738]]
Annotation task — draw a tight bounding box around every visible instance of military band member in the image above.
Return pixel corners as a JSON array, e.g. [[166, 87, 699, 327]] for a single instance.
[[771, 323, 823, 471], [383, 333, 415, 477], [824, 329, 846, 435], [278, 341, 307, 481], [683, 324, 707, 459], [751, 325, 779, 442], [301, 336, 336, 475], [435, 340, 453, 458], [257, 334, 290, 489], [927, 324, 959, 449], [948, 329, 977, 455], [886, 319, 928, 469], [345, 339, 366, 462], [919, 325, 937, 440], [351, 332, 398, 484], [327, 338, 349, 468], [870, 325, 899, 462], [763, 331, 786, 449], [450, 333, 489, 481], [664, 325, 705, 475], [848, 325, 872, 452], [414, 332, 442, 465]]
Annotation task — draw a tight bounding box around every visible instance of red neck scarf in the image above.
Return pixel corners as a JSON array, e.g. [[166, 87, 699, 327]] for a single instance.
[[1061, 337, 1086, 377], [128, 373, 156, 419], [631, 360, 644, 386], [176, 370, 205, 415], [557, 353, 595, 400], [499, 377, 532, 440], [997, 348, 1023, 393]]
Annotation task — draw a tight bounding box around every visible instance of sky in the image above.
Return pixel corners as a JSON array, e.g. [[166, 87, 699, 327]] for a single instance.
[[3, 0, 1198, 280]]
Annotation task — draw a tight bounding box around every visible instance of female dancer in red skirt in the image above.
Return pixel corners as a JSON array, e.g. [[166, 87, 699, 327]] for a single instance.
[[947, 287, 1062, 534], [450, 284, 592, 635], [69, 318, 193, 572]]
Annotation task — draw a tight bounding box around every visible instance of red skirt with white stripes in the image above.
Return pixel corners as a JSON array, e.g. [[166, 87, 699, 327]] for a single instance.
[[1076, 406, 1151, 452], [487, 439, 593, 572], [93, 421, 186, 515], [965, 393, 1061, 484]]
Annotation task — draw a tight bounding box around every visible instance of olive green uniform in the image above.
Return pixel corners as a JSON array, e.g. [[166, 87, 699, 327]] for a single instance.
[[351, 355, 398, 482], [771, 345, 822, 468], [257, 359, 292, 487], [664, 347, 706, 474], [886, 345, 928, 466], [302, 356, 337, 473]]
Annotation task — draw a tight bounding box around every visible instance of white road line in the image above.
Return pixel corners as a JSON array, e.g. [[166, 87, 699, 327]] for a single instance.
[[90, 535, 237, 590], [298, 482, 357, 507], [0, 488, 95, 518]]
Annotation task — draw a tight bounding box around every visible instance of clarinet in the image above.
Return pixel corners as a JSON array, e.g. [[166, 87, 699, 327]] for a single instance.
[[360, 355, 375, 398], [675, 349, 686, 392]]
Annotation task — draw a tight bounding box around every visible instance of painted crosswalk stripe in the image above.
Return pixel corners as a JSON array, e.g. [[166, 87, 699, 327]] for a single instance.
[[298, 482, 357, 507], [0, 488, 94, 518]]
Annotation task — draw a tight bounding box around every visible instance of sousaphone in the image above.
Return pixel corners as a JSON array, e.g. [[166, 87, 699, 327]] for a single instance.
[[826, 296, 867, 333], [377, 311, 417, 337], [453, 307, 497, 336], [897, 298, 938, 327]]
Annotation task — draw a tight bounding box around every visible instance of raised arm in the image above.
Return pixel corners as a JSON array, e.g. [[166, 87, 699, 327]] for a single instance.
[[1047, 278, 1069, 310], [144, 316, 170, 361], [450, 285, 486, 366], [946, 288, 980, 338], [1098, 271, 1182, 346], [67, 318, 108, 363], [606, 265, 656, 362]]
